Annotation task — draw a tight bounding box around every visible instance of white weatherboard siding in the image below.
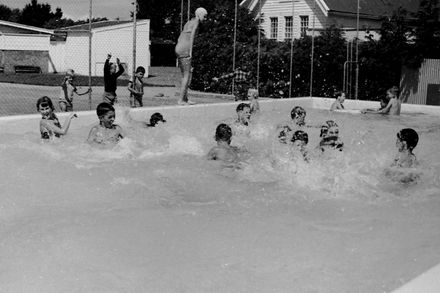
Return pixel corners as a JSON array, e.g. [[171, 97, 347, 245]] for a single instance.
[[48, 20, 150, 77], [258, 0, 325, 41], [0, 34, 50, 51], [92, 23, 150, 76]]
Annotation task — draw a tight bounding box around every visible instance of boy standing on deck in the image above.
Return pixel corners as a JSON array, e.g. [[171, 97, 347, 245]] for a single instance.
[[128, 66, 146, 108], [103, 53, 125, 105]]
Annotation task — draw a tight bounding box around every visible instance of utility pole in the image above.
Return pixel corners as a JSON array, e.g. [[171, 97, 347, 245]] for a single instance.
[[355, 0, 360, 99], [88, 0, 92, 110], [133, 0, 137, 78]]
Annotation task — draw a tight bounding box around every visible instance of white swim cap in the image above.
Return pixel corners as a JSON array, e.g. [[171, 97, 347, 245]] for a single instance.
[[195, 7, 207, 19]]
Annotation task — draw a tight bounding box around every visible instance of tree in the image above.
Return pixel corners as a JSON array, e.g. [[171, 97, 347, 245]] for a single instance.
[[0, 4, 21, 22], [19, 0, 62, 28]]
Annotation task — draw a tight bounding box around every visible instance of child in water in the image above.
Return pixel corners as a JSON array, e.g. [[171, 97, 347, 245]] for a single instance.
[[385, 128, 420, 184], [37, 96, 77, 139], [276, 106, 307, 143], [318, 120, 344, 151], [247, 88, 260, 114], [291, 130, 309, 161], [391, 128, 419, 168], [207, 123, 238, 163], [330, 91, 346, 111], [87, 102, 124, 145]]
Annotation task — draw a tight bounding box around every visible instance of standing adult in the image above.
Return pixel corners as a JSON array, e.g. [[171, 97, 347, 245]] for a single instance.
[[175, 7, 208, 105]]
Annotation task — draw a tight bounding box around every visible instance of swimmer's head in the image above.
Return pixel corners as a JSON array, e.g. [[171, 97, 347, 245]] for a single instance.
[[387, 86, 399, 98], [291, 130, 309, 145], [278, 125, 292, 144], [195, 7, 208, 21], [247, 88, 258, 100], [215, 123, 232, 143], [36, 96, 55, 114], [149, 112, 166, 127], [320, 120, 339, 138], [236, 103, 251, 125], [397, 128, 419, 152], [290, 106, 306, 126], [334, 91, 346, 102], [96, 102, 115, 118]]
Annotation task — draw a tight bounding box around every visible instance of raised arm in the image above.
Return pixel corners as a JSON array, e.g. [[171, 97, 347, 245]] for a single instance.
[[115, 58, 125, 77], [42, 114, 77, 136]]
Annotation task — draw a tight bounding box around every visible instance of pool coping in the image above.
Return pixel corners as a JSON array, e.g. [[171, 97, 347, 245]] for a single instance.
[[1, 97, 439, 123]]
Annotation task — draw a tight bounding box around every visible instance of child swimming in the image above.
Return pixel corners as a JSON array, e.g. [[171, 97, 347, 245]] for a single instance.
[[207, 123, 239, 163], [391, 128, 419, 168], [247, 88, 260, 114], [385, 128, 420, 184], [318, 120, 344, 151], [37, 96, 77, 139], [87, 102, 124, 145], [330, 91, 346, 111], [291, 130, 309, 161], [276, 106, 307, 143], [147, 112, 167, 127]]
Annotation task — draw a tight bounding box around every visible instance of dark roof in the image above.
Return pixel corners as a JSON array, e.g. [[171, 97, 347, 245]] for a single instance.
[[325, 0, 420, 17], [60, 20, 132, 31]]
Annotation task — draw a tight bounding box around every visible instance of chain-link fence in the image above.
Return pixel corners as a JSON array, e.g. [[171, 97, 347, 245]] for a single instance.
[[0, 2, 152, 116]]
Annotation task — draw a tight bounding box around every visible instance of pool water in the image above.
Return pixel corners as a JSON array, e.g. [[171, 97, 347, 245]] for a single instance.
[[1, 101, 440, 293]]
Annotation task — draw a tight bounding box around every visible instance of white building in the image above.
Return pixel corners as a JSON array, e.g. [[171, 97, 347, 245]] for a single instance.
[[50, 20, 150, 77], [240, 0, 419, 41], [0, 20, 53, 73]]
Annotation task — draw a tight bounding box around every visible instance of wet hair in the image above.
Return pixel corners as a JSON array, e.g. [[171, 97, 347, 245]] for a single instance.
[[236, 102, 250, 112], [36, 96, 55, 111], [215, 123, 232, 142], [397, 128, 419, 151], [149, 112, 166, 127], [290, 106, 306, 120], [195, 7, 208, 19], [278, 125, 292, 144], [96, 102, 115, 117], [320, 120, 339, 137], [291, 130, 309, 144], [136, 66, 146, 74]]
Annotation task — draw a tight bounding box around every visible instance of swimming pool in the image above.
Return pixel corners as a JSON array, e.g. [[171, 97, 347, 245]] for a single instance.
[[1, 98, 440, 292]]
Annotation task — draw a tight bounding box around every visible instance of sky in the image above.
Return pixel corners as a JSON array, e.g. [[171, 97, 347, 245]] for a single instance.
[[1, 0, 134, 21]]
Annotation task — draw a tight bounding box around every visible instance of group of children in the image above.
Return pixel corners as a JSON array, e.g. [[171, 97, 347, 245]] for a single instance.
[[39, 77, 420, 172], [330, 86, 402, 116], [37, 97, 165, 146], [207, 88, 420, 171], [58, 53, 146, 113]]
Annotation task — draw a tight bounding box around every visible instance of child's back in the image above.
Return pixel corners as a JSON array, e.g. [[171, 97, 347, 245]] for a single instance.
[[207, 123, 238, 163]]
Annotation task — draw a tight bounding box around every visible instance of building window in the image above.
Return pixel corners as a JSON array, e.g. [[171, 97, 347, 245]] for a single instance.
[[285, 16, 293, 39], [270, 17, 278, 39], [300, 15, 309, 36]]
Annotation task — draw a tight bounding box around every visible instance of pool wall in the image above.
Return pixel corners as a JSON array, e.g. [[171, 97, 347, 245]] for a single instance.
[[1, 97, 439, 293]]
